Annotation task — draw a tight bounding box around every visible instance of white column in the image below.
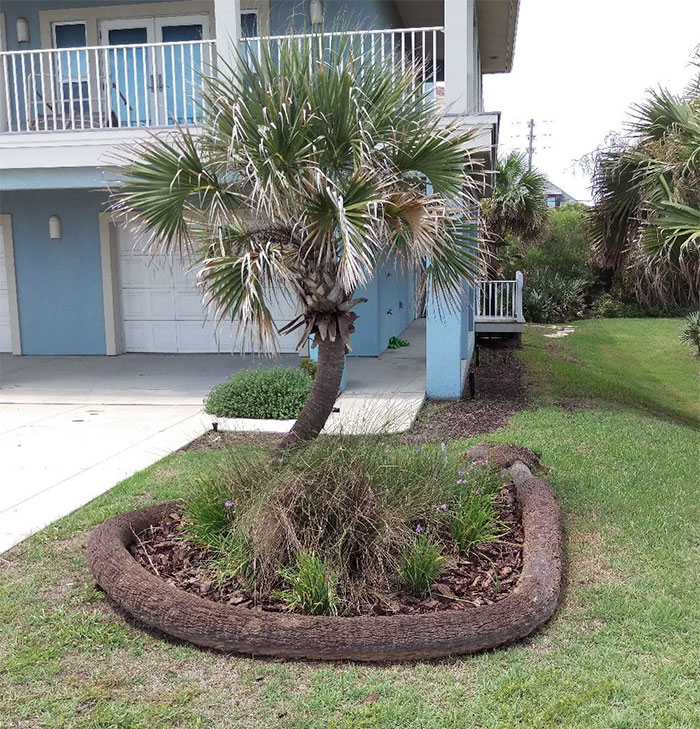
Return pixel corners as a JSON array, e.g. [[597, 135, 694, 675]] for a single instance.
[[214, 0, 242, 67], [444, 0, 476, 116]]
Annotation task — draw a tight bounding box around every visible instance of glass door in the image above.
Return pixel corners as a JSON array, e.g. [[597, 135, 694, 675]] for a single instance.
[[101, 19, 155, 127], [154, 16, 209, 125]]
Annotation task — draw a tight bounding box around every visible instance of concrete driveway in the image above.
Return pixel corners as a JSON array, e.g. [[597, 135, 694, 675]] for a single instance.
[[0, 352, 298, 553]]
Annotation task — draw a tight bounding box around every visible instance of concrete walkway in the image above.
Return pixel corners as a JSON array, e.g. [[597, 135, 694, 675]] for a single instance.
[[0, 321, 425, 553]]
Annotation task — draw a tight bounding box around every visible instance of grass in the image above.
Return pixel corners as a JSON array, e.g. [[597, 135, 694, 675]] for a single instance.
[[1, 319, 699, 728], [524, 317, 699, 426]]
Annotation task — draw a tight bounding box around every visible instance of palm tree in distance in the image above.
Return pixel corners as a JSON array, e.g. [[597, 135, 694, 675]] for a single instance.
[[112, 36, 482, 444]]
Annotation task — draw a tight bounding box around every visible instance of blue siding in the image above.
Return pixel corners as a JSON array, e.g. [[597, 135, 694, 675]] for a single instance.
[[270, 1, 402, 34], [0, 190, 107, 355]]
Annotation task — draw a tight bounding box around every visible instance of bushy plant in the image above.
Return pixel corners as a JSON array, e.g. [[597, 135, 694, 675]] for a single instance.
[[523, 268, 589, 323], [388, 336, 410, 349], [207, 530, 255, 590], [298, 358, 317, 379], [591, 293, 624, 318], [204, 367, 312, 420], [681, 311, 700, 356], [397, 530, 445, 595], [178, 435, 502, 615], [274, 553, 339, 616]]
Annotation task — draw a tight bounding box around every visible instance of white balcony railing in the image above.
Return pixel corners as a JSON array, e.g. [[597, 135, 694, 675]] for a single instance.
[[475, 272, 524, 322], [0, 27, 443, 134], [242, 26, 444, 99], [0, 39, 215, 132]]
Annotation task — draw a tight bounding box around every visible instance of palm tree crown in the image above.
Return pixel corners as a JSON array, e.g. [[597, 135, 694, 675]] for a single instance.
[[481, 151, 548, 245], [112, 36, 481, 442]]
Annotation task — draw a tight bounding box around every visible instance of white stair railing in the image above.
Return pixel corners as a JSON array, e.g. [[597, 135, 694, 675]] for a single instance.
[[475, 272, 524, 322]]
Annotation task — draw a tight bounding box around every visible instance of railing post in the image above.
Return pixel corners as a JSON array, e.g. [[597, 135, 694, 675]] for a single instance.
[[515, 271, 524, 323]]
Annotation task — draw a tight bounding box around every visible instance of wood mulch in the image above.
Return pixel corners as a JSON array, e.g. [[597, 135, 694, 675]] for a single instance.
[[129, 479, 523, 617], [407, 343, 527, 442]]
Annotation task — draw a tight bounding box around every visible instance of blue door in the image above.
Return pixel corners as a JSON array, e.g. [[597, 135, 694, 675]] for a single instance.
[[107, 26, 151, 127], [159, 24, 204, 125]]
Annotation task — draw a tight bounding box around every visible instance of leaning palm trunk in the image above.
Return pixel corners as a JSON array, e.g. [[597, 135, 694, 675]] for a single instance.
[[111, 34, 481, 443], [287, 336, 346, 443]]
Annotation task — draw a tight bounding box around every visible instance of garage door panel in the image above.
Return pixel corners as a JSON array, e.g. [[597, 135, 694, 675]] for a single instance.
[[177, 321, 219, 352], [0, 230, 11, 353], [118, 225, 300, 353]]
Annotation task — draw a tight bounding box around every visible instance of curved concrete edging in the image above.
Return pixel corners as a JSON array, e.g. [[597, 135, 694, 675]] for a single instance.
[[88, 460, 563, 661]]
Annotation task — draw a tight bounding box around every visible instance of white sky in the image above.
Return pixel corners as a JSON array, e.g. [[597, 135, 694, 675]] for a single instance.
[[482, 0, 700, 203]]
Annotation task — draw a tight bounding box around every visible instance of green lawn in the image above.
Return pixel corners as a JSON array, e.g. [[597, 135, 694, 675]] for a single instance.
[[523, 318, 699, 426], [1, 319, 699, 728]]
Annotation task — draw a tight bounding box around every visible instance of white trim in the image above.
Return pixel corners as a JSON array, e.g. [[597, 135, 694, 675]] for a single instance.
[[40, 2, 214, 49], [0, 13, 7, 133], [0, 214, 22, 355], [99, 212, 123, 355]]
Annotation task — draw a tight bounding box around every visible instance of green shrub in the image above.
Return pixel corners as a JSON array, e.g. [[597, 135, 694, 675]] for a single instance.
[[398, 531, 445, 595], [523, 268, 589, 323], [591, 293, 624, 318], [204, 367, 312, 419], [298, 358, 317, 379], [207, 530, 255, 590], [181, 476, 239, 547], [681, 311, 700, 356], [274, 553, 339, 616]]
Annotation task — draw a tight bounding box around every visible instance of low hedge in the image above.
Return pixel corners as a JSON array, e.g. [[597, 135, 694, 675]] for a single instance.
[[204, 366, 312, 420]]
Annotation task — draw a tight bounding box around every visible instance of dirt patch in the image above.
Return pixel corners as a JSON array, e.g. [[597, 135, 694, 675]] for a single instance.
[[409, 346, 526, 442], [129, 483, 524, 618], [180, 430, 281, 452]]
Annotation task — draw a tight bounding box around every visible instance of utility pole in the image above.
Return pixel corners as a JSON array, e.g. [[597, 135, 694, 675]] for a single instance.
[[527, 118, 535, 170]]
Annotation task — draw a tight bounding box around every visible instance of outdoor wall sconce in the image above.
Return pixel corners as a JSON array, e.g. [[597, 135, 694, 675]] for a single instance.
[[310, 0, 324, 26], [49, 215, 62, 240], [16, 18, 30, 44]]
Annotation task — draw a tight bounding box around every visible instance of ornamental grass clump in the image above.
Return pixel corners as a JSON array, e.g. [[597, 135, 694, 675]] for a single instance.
[[179, 436, 505, 615], [398, 529, 446, 595]]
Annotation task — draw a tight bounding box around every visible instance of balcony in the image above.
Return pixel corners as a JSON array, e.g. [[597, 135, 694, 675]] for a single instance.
[[475, 273, 526, 335], [0, 27, 444, 135]]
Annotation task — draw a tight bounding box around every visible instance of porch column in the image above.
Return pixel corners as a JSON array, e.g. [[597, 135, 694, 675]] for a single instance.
[[214, 0, 242, 66], [426, 287, 468, 400], [444, 0, 476, 115]]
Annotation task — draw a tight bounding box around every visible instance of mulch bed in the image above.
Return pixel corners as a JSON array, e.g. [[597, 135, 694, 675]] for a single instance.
[[408, 345, 527, 442], [129, 479, 523, 618]]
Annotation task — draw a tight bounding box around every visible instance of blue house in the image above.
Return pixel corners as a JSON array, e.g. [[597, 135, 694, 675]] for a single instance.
[[0, 0, 519, 399]]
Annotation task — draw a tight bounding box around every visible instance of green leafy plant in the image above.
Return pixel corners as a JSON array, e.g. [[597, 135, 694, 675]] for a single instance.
[[204, 367, 312, 420], [274, 553, 340, 616], [298, 358, 317, 379], [207, 530, 255, 590], [591, 293, 624, 318], [397, 530, 446, 595], [522, 268, 589, 323], [388, 336, 410, 349], [181, 476, 238, 547], [680, 311, 700, 356]]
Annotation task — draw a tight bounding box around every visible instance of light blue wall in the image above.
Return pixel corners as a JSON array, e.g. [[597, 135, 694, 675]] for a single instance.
[[270, 1, 402, 34], [351, 256, 415, 357], [0, 190, 107, 355]]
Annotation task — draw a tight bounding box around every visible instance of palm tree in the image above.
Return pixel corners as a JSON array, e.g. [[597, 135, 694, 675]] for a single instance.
[[481, 151, 548, 250], [112, 36, 480, 444], [590, 52, 700, 309]]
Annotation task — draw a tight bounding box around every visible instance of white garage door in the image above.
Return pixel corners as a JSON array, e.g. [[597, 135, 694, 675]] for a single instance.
[[117, 226, 301, 353], [0, 226, 12, 353]]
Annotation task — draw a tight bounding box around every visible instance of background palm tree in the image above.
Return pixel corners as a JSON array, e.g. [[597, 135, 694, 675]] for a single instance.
[[112, 36, 481, 443], [590, 51, 700, 309], [481, 151, 548, 257]]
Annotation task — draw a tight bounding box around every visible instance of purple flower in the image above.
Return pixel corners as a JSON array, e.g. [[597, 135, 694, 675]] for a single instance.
[[224, 500, 234, 509], [469, 460, 479, 467], [458, 470, 466, 476], [415, 523, 424, 534], [456, 478, 466, 485], [412, 435, 422, 444], [435, 503, 447, 512]]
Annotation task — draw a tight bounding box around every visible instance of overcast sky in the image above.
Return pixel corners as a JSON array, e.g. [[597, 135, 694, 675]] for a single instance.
[[483, 0, 700, 203]]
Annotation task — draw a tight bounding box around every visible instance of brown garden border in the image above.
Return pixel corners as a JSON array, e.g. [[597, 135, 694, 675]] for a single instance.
[[88, 459, 563, 661]]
